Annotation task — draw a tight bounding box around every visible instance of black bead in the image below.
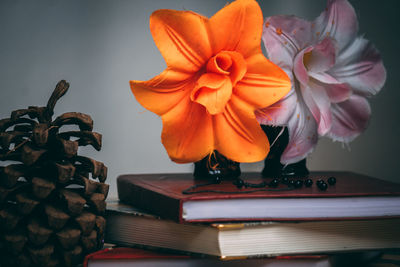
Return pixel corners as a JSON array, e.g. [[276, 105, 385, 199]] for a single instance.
[[209, 169, 222, 184], [304, 179, 313, 187], [209, 169, 221, 175], [327, 176, 336, 185], [234, 178, 244, 188], [269, 178, 279, 187], [317, 182, 328, 191], [212, 175, 222, 184], [281, 177, 289, 184], [294, 180, 303, 188], [316, 179, 324, 185], [288, 180, 296, 187]]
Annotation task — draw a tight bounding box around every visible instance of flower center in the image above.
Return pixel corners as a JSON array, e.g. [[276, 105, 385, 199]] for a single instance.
[[207, 52, 233, 75], [191, 51, 247, 115], [303, 51, 312, 70]]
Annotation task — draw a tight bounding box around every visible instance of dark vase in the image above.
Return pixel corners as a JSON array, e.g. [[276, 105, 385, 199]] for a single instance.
[[193, 150, 241, 182], [261, 125, 309, 178]]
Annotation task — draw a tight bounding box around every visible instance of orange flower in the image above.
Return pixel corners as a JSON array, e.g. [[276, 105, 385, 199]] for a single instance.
[[130, 0, 291, 163]]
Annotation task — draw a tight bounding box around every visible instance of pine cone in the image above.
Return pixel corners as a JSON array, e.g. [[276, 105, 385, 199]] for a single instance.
[[0, 81, 108, 267]]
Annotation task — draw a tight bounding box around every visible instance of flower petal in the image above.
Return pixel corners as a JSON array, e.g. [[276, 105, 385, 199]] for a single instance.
[[208, 0, 263, 57], [327, 94, 371, 142], [130, 68, 194, 116], [191, 73, 232, 115], [304, 37, 336, 73], [281, 99, 318, 165], [301, 80, 332, 135], [214, 95, 269, 163], [207, 51, 247, 86], [256, 88, 297, 126], [294, 38, 337, 86], [313, 0, 358, 50], [206, 52, 232, 75], [262, 15, 312, 75], [161, 98, 214, 163], [308, 72, 340, 84], [226, 51, 247, 86], [329, 37, 386, 96], [150, 9, 212, 73], [235, 53, 291, 109], [323, 82, 352, 103], [293, 47, 312, 85]]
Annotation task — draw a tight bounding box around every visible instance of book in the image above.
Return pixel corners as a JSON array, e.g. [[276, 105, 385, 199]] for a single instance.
[[104, 201, 400, 257], [84, 246, 381, 267], [117, 171, 400, 223]]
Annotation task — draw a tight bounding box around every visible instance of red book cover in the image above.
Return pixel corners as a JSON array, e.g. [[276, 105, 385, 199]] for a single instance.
[[117, 171, 400, 223], [83, 247, 188, 267], [83, 247, 334, 267]]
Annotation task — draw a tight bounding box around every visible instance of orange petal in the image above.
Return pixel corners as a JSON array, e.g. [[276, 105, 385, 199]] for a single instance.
[[206, 51, 247, 86], [161, 98, 214, 163], [234, 53, 291, 109], [225, 51, 247, 86], [130, 68, 194, 116], [214, 95, 269, 163], [206, 52, 232, 75], [150, 9, 212, 73], [208, 0, 263, 58], [191, 73, 232, 115]]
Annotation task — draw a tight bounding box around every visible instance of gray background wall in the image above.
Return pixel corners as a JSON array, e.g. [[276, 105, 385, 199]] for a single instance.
[[1, 0, 399, 198]]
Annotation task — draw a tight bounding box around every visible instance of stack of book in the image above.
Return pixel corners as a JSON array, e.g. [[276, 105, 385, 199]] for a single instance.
[[86, 172, 400, 266]]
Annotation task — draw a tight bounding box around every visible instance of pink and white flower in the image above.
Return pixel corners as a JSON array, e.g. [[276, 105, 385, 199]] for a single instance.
[[257, 0, 386, 164]]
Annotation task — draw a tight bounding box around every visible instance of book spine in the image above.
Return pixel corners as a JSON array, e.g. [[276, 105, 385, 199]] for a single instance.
[[117, 176, 182, 222]]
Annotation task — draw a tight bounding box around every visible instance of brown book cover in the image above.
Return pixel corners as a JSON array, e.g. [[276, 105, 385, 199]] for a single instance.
[[117, 172, 400, 223]]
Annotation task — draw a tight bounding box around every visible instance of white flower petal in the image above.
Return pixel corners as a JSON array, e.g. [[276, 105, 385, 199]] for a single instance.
[[313, 0, 358, 51], [262, 15, 312, 76], [323, 82, 352, 103], [301, 80, 332, 136], [330, 37, 386, 96], [306, 37, 337, 73], [256, 88, 297, 126], [281, 98, 318, 165], [308, 71, 340, 84], [327, 94, 371, 142]]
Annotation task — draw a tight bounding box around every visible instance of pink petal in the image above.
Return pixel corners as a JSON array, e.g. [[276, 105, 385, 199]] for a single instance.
[[327, 94, 371, 142], [329, 37, 386, 96], [308, 72, 340, 84], [281, 99, 318, 165], [324, 82, 352, 103], [257, 90, 318, 165], [308, 67, 352, 104], [301, 80, 332, 136], [262, 15, 312, 77], [293, 46, 312, 86], [313, 0, 358, 51], [305, 37, 336, 73], [256, 88, 297, 126]]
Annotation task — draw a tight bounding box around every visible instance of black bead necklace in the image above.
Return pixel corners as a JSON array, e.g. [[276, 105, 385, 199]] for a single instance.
[[182, 176, 337, 195], [232, 176, 336, 191]]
